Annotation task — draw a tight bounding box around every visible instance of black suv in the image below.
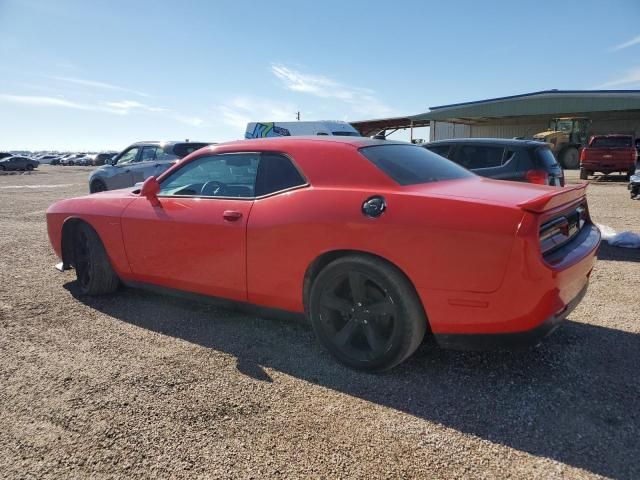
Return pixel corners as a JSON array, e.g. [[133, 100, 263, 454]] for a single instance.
[[424, 138, 564, 186]]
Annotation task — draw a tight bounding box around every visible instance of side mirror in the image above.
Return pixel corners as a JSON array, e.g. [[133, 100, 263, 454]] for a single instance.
[[140, 176, 161, 206]]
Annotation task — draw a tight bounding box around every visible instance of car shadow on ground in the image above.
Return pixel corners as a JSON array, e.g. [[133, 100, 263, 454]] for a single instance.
[[598, 242, 640, 263], [65, 282, 640, 479]]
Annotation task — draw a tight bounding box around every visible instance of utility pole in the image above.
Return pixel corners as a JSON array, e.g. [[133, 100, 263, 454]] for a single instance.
[[295, 111, 300, 121]]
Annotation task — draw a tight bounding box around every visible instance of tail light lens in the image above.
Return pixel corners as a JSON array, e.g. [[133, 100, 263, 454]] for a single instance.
[[526, 169, 549, 185], [539, 203, 588, 255], [579, 148, 586, 162]]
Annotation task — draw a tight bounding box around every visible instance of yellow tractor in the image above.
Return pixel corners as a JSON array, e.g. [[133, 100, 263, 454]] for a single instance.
[[533, 117, 591, 169]]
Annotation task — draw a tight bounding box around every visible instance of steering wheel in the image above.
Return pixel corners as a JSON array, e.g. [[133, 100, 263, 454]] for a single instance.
[[201, 180, 225, 196]]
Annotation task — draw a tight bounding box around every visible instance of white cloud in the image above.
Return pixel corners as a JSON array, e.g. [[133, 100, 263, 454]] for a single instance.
[[172, 114, 205, 127], [103, 100, 167, 114], [216, 96, 298, 129], [46, 75, 150, 97], [610, 35, 640, 52], [0, 94, 204, 128], [599, 67, 640, 88], [270, 64, 395, 118], [0, 94, 90, 110]]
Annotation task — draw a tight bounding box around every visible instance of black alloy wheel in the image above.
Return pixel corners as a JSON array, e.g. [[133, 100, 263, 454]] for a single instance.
[[309, 255, 426, 371], [73, 223, 119, 295]]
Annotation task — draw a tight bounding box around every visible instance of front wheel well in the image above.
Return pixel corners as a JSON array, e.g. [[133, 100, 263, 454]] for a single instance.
[[302, 250, 429, 328], [60, 218, 90, 268]]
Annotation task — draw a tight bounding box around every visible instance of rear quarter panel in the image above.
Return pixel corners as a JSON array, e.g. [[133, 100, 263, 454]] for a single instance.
[[246, 185, 522, 312]]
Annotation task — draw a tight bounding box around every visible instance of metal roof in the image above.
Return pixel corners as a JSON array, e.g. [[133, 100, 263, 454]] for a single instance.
[[350, 116, 430, 137], [411, 90, 640, 124]]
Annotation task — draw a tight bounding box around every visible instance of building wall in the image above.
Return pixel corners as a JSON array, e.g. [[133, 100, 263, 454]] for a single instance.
[[431, 116, 640, 141]]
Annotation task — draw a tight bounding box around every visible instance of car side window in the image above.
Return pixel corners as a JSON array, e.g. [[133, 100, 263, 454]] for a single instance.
[[254, 153, 306, 196], [140, 146, 158, 162], [426, 145, 451, 158], [156, 148, 178, 162], [159, 153, 259, 198], [116, 147, 140, 165], [452, 146, 505, 169]]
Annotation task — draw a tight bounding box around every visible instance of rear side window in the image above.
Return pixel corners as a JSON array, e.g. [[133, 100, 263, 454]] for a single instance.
[[451, 145, 505, 169], [590, 136, 632, 148], [331, 131, 360, 137], [536, 147, 559, 168], [255, 153, 306, 196], [172, 142, 211, 158], [425, 145, 451, 158], [359, 144, 473, 186]]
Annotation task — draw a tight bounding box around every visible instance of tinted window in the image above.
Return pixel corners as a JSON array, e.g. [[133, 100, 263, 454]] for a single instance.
[[452, 145, 505, 169], [172, 142, 210, 158], [140, 146, 157, 162], [255, 153, 306, 196], [332, 131, 360, 137], [159, 153, 259, 198], [536, 147, 559, 168], [359, 144, 473, 186], [425, 145, 451, 158], [591, 136, 632, 148]]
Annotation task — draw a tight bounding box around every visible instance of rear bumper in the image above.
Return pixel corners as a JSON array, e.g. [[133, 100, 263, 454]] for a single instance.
[[417, 223, 599, 349], [433, 282, 588, 350], [581, 162, 634, 173]]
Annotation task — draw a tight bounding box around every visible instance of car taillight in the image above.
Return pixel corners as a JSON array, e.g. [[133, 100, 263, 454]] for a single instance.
[[539, 203, 587, 255], [526, 169, 549, 185], [579, 148, 586, 162]]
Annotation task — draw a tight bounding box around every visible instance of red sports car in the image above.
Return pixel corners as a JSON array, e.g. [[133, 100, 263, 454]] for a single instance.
[[46, 137, 600, 370]]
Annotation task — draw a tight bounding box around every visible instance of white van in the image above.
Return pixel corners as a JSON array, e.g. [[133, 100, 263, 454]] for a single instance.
[[245, 121, 360, 139]]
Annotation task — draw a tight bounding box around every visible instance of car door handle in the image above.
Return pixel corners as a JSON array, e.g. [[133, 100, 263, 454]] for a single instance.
[[223, 210, 243, 221]]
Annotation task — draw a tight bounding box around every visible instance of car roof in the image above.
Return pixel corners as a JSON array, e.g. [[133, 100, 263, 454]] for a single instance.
[[591, 134, 633, 138], [208, 136, 405, 151], [426, 138, 548, 147], [130, 140, 212, 147]]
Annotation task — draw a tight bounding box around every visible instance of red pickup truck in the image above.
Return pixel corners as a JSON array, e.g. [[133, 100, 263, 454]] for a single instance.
[[579, 135, 637, 180]]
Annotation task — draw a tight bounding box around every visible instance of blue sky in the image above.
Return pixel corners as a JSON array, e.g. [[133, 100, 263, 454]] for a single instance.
[[1, 0, 639, 151]]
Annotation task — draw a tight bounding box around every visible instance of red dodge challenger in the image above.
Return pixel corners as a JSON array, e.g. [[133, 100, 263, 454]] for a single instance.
[[46, 137, 600, 370]]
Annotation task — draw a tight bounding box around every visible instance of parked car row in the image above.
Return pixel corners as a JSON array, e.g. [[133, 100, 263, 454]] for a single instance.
[[0, 154, 39, 171]]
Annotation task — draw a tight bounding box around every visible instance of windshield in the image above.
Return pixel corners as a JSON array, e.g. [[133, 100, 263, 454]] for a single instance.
[[591, 136, 632, 148], [555, 120, 573, 133], [536, 147, 559, 168], [359, 144, 474, 186]]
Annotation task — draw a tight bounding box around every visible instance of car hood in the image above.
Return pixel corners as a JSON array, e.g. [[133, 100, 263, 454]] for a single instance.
[[402, 176, 572, 209]]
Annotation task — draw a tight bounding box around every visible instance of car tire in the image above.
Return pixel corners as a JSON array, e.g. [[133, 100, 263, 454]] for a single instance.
[[90, 179, 107, 193], [25, 164, 34, 171], [308, 255, 427, 371], [68, 161, 74, 166], [579, 167, 588, 180], [560, 147, 580, 169], [0, 165, 5, 171], [73, 223, 119, 295]]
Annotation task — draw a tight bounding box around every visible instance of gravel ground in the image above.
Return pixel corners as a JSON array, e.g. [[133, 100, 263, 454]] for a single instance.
[[1, 166, 639, 479]]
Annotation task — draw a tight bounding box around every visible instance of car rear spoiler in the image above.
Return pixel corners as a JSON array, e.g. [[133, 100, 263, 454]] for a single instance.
[[518, 183, 587, 213]]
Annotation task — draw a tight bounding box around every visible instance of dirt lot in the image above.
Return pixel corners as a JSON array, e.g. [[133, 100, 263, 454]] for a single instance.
[[1, 166, 639, 479]]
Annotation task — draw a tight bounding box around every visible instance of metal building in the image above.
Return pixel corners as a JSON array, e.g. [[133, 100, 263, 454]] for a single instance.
[[351, 90, 640, 141]]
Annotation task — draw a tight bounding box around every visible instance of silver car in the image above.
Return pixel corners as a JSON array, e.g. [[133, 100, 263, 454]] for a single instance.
[[88, 141, 212, 193]]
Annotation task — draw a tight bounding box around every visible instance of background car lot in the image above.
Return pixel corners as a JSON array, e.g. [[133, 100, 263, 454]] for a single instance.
[[0, 166, 639, 478]]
